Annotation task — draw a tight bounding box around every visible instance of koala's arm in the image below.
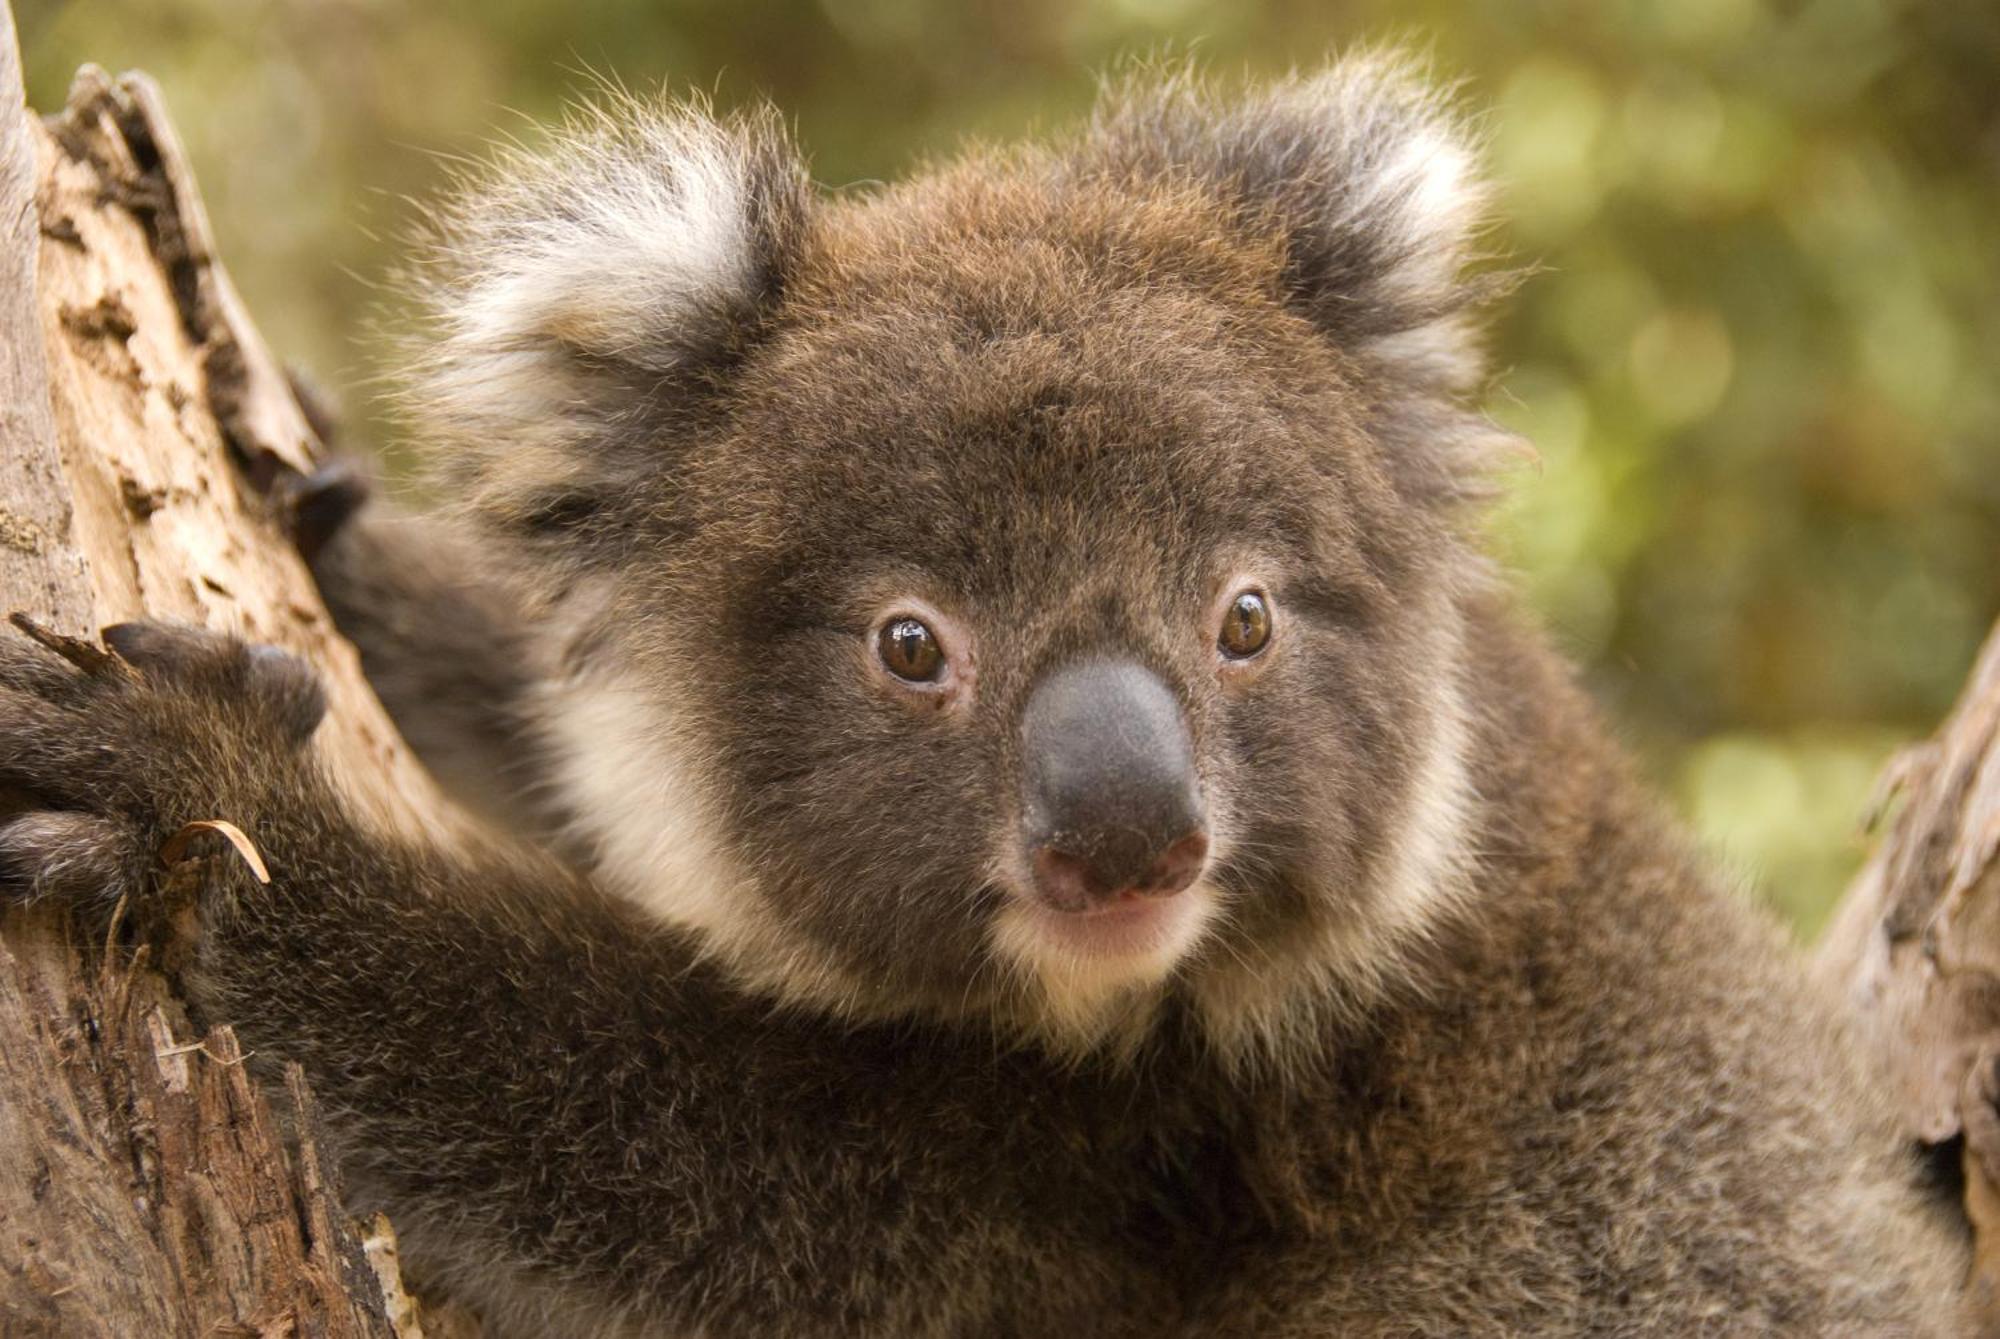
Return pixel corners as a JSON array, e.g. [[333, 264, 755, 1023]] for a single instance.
[[293, 469, 555, 836], [0, 621, 962, 1333]]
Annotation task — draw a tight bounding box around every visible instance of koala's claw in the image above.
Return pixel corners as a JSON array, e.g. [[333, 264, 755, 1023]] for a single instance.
[[7, 613, 122, 676], [285, 459, 371, 564], [2, 616, 326, 743], [99, 621, 327, 744]]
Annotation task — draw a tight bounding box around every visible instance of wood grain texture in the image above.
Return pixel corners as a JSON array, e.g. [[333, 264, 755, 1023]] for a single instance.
[[32, 65, 458, 845], [1820, 619, 2000, 1326], [0, 0, 88, 633], [0, 6, 451, 1332]]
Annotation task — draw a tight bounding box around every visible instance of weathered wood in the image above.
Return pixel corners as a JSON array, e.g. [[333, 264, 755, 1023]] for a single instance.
[[0, 1, 452, 1330], [1819, 619, 2000, 1325], [29, 65, 457, 845], [0, 913, 398, 1337], [0, 0, 88, 631]]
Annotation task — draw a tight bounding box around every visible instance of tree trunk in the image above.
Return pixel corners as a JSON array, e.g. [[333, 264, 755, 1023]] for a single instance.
[[0, 0, 453, 1330], [1, 2, 1997, 1334], [1817, 620, 2000, 1329]]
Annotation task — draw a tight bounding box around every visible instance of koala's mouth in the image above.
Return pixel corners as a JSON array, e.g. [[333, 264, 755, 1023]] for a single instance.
[[998, 880, 1219, 979], [1024, 891, 1192, 955]]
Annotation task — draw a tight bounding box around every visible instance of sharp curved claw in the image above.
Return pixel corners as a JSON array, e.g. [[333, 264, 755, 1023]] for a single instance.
[[8, 612, 119, 675], [286, 459, 371, 564]]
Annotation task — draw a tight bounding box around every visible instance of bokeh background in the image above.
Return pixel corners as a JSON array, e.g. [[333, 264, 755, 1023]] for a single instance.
[[17, 0, 1998, 936]]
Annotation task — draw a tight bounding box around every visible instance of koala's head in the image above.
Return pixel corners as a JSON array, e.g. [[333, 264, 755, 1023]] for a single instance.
[[406, 54, 1512, 1064]]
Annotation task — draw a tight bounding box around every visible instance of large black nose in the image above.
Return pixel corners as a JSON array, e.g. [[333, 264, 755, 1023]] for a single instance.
[[1019, 661, 1209, 912]]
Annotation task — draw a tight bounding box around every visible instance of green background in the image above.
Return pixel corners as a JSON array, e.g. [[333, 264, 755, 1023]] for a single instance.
[[19, 0, 1999, 937]]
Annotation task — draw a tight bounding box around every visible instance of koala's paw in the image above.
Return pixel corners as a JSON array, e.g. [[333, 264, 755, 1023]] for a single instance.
[[283, 458, 371, 565], [0, 616, 324, 908]]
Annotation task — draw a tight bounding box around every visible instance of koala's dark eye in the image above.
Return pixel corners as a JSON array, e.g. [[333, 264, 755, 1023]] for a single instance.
[[878, 617, 944, 682], [1218, 591, 1273, 660]]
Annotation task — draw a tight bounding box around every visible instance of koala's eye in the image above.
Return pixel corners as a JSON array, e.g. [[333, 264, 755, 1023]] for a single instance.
[[1218, 591, 1273, 660], [878, 617, 944, 682]]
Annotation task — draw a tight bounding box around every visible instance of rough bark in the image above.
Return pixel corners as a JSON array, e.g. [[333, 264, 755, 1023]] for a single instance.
[[1819, 620, 2000, 1329], [0, 1, 452, 1331]]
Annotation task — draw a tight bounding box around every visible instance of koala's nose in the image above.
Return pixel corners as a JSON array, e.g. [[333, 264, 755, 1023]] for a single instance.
[[1019, 661, 1209, 912]]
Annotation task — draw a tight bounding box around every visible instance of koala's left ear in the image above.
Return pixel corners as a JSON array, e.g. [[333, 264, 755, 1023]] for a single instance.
[[1085, 52, 1497, 389], [1079, 53, 1516, 502], [403, 92, 810, 543]]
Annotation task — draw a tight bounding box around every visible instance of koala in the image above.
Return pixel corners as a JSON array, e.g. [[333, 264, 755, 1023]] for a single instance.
[[0, 53, 1971, 1337]]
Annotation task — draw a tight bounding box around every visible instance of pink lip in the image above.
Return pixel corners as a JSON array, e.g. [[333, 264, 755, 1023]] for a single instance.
[[1024, 889, 1194, 959]]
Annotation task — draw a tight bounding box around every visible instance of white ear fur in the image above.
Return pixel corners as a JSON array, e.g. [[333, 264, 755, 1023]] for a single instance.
[[1083, 52, 1516, 507], [406, 94, 806, 456], [1280, 57, 1491, 388], [1089, 51, 1498, 392], [1282, 58, 1487, 300]]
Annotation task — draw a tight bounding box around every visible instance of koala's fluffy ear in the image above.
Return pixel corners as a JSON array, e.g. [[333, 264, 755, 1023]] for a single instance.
[[403, 93, 809, 540], [1081, 52, 1512, 497]]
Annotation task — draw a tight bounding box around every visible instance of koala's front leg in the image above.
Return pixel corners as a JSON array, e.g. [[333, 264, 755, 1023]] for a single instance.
[[289, 465, 560, 839], [0, 615, 602, 1063], [0, 618, 948, 1332], [0, 618, 639, 1309]]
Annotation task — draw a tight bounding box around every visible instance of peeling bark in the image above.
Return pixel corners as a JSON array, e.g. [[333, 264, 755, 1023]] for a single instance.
[[1820, 621, 2000, 1329], [0, 0, 453, 1330]]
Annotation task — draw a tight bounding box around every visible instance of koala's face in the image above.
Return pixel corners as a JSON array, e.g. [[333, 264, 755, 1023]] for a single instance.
[[420, 60, 1501, 1056]]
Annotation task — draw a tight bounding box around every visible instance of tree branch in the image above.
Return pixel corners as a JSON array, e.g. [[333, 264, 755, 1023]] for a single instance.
[[1819, 619, 2000, 1326]]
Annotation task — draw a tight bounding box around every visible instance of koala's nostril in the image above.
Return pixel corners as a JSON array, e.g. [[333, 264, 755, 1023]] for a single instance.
[[1029, 829, 1209, 912], [1140, 832, 1209, 895], [1030, 848, 1101, 913]]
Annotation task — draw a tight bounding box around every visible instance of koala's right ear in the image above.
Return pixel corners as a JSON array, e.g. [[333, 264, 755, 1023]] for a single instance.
[[403, 93, 809, 540], [1077, 52, 1515, 508], [1082, 53, 1500, 385]]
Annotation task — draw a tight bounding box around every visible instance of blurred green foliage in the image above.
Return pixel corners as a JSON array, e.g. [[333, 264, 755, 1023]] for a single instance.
[[18, 0, 1998, 936]]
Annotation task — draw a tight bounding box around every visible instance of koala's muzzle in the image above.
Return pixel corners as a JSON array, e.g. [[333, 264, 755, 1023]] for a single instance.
[[1020, 661, 1209, 912]]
